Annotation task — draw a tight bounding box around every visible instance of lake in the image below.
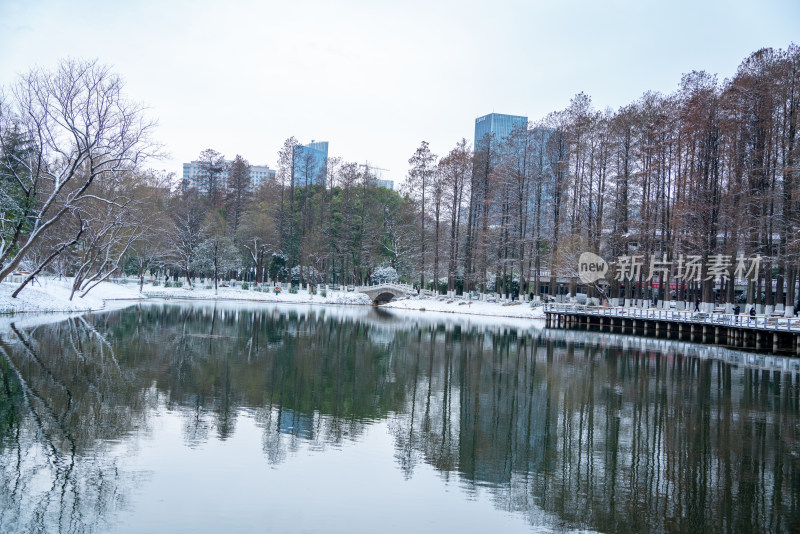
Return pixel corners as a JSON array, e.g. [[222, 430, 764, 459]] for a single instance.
[[0, 302, 798, 533]]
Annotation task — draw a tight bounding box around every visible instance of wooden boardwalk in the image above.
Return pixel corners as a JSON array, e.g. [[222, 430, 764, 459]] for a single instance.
[[543, 303, 800, 355]]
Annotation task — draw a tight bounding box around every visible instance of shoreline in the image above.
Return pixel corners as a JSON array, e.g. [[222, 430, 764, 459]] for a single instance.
[[379, 297, 545, 320], [0, 279, 546, 322]]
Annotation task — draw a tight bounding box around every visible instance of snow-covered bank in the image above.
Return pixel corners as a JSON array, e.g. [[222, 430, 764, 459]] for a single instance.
[[0, 278, 372, 315], [1, 277, 545, 324], [380, 295, 546, 320], [0, 279, 144, 314], [138, 284, 371, 306]]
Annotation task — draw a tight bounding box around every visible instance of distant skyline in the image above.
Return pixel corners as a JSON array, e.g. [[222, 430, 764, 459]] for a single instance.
[[2, 0, 799, 187]]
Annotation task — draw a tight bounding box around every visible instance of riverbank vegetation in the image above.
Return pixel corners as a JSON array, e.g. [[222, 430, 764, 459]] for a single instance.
[[2, 45, 799, 312]]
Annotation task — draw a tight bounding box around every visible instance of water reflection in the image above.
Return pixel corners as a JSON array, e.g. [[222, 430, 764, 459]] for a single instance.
[[0, 303, 798, 533], [0, 317, 152, 534]]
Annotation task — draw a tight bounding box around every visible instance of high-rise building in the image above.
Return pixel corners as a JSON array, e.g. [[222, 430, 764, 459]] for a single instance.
[[247, 163, 277, 190], [474, 113, 528, 152], [292, 140, 328, 186], [359, 161, 392, 190], [182, 159, 276, 193]]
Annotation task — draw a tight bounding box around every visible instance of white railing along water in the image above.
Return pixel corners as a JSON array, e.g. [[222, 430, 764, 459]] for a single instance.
[[543, 303, 800, 332]]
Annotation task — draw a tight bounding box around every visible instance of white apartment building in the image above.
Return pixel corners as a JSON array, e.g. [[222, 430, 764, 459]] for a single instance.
[[182, 160, 276, 193]]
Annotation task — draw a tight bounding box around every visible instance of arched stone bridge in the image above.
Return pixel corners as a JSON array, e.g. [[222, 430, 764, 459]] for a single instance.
[[357, 283, 416, 304]]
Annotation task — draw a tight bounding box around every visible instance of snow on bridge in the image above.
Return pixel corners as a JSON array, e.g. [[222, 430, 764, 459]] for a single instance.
[[356, 283, 416, 304]]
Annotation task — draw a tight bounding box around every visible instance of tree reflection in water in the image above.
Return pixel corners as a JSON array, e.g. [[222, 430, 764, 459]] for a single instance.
[[0, 303, 798, 533], [0, 317, 152, 534]]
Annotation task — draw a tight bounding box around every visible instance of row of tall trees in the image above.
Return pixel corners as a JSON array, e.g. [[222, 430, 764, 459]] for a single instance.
[[170, 153, 416, 288], [0, 59, 420, 296], [404, 44, 800, 313], [2, 45, 798, 311]]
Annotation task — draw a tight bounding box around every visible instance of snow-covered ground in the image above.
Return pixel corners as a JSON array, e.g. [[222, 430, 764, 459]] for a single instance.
[[138, 283, 371, 306], [0, 278, 144, 314], [0, 278, 372, 314], [381, 294, 546, 320], [1, 277, 545, 323]]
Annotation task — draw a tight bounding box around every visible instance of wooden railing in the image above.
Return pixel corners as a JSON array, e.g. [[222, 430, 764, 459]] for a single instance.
[[543, 303, 800, 332]]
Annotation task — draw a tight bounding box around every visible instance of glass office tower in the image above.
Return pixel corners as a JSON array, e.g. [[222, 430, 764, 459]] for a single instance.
[[474, 113, 528, 151], [292, 141, 329, 186]]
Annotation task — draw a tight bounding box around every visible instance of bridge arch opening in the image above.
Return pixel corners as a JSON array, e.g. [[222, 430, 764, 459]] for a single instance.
[[372, 292, 397, 305]]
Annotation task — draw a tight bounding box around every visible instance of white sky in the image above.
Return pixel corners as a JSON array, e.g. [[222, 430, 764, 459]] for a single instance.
[[1, 0, 799, 186]]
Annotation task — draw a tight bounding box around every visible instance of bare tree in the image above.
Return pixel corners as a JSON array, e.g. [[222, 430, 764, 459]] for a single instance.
[[68, 200, 138, 300], [122, 171, 171, 292], [192, 212, 240, 293], [0, 59, 158, 288], [406, 141, 437, 289], [238, 195, 279, 284], [196, 148, 227, 208], [63, 170, 170, 299], [439, 139, 471, 293], [276, 137, 298, 258], [167, 191, 207, 287]]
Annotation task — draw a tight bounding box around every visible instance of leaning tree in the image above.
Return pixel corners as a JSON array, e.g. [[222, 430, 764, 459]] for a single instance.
[[0, 58, 158, 291]]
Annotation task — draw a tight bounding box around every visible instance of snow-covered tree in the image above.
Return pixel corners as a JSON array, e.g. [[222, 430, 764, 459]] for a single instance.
[[0, 59, 158, 288], [290, 265, 322, 284], [167, 191, 207, 287], [370, 262, 399, 285], [405, 141, 437, 289], [191, 212, 240, 292]]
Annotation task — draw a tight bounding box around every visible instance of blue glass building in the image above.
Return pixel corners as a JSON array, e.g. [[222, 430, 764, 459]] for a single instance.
[[474, 113, 528, 152], [292, 140, 328, 187]]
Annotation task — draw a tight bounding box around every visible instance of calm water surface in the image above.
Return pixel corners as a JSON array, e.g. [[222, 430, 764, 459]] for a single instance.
[[0, 303, 798, 533]]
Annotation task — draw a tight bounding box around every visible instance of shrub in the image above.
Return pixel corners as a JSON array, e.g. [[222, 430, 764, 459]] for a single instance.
[[204, 285, 212, 290], [175, 281, 183, 288], [164, 281, 172, 288], [242, 282, 249, 290], [152, 280, 160, 286], [437, 280, 447, 295], [289, 286, 298, 294], [321, 290, 327, 298]]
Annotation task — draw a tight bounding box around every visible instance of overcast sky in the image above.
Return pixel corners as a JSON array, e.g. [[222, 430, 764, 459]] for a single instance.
[[1, 0, 798, 186]]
